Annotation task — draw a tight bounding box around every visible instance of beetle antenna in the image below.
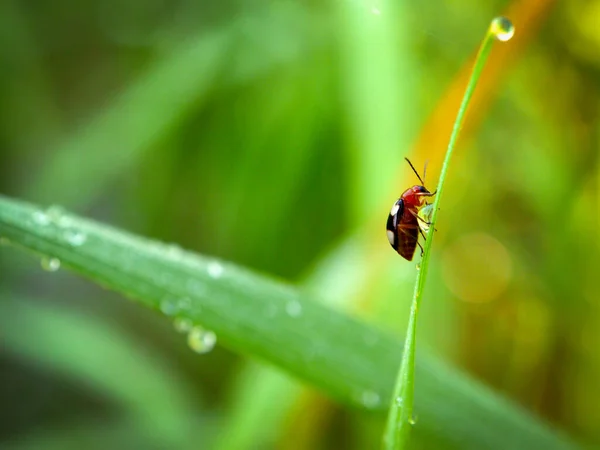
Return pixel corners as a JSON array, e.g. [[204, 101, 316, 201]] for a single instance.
[[405, 158, 425, 186], [423, 160, 429, 185]]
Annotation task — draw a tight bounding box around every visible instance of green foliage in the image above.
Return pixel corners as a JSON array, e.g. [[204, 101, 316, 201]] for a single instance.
[[0, 196, 578, 449], [383, 17, 515, 449], [1, 1, 598, 449]]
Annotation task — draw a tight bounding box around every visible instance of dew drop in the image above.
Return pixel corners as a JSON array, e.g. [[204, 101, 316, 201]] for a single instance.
[[64, 229, 87, 246], [361, 390, 381, 409], [41, 257, 61, 272], [166, 244, 183, 259], [207, 261, 224, 279], [490, 16, 514, 42], [174, 317, 193, 333], [396, 396, 404, 407], [285, 300, 302, 317], [32, 211, 50, 226], [160, 298, 178, 316], [416, 263, 421, 271], [46, 205, 68, 225], [409, 416, 418, 425], [187, 326, 217, 354]]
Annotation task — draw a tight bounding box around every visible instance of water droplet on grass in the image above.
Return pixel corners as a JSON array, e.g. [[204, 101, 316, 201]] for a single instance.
[[490, 16, 514, 42], [46, 205, 68, 225], [207, 261, 224, 279], [160, 298, 178, 316], [32, 211, 50, 226], [174, 317, 193, 333], [166, 244, 183, 259], [187, 326, 217, 354], [361, 390, 380, 409], [41, 257, 60, 272], [64, 229, 87, 246]]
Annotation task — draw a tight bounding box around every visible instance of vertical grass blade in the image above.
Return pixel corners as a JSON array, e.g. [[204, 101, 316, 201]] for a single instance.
[[382, 16, 516, 450]]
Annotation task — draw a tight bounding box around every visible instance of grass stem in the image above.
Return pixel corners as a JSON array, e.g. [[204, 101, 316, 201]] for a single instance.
[[382, 16, 515, 450]]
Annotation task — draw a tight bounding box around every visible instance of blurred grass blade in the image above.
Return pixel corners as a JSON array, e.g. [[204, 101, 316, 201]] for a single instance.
[[0, 195, 579, 450], [28, 30, 227, 207], [215, 365, 298, 450], [0, 297, 197, 447], [2, 417, 221, 450], [337, 0, 415, 223], [27, 3, 315, 209]]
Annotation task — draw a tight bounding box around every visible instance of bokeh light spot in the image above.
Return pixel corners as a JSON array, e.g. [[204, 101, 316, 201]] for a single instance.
[[442, 232, 512, 303]]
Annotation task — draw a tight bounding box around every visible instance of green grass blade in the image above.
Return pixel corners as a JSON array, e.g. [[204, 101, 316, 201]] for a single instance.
[[0, 195, 578, 450], [27, 4, 315, 209], [383, 17, 516, 450], [28, 30, 227, 207]]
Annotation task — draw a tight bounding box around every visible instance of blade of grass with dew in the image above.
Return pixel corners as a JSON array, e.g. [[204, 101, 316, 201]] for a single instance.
[[0, 195, 579, 449], [382, 17, 516, 450]]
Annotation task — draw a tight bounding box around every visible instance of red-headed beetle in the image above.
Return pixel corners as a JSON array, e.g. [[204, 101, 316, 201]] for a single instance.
[[386, 158, 436, 261]]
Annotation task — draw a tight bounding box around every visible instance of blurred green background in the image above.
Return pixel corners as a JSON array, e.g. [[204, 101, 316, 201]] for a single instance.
[[1, 0, 599, 448]]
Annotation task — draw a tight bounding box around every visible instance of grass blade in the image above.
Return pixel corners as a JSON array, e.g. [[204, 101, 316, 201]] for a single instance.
[[383, 17, 516, 450], [0, 195, 578, 449]]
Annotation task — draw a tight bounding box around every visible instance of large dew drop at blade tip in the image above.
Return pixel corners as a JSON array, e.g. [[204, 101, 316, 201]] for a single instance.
[[490, 16, 514, 42]]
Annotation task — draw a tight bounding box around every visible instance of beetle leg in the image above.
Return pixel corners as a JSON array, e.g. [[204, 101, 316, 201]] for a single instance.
[[415, 214, 432, 226], [409, 208, 432, 225], [409, 208, 439, 232]]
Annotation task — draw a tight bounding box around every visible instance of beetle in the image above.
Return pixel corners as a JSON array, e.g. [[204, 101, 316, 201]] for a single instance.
[[386, 158, 436, 261]]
